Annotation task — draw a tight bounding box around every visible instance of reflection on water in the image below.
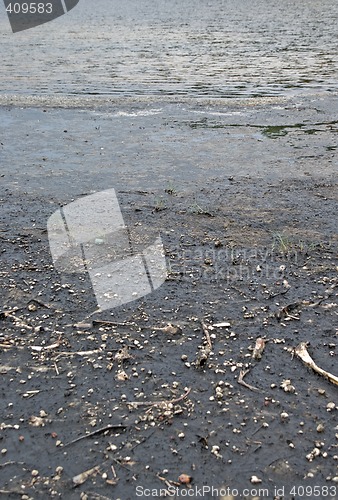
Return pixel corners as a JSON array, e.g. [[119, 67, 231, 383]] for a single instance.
[[0, 0, 338, 98]]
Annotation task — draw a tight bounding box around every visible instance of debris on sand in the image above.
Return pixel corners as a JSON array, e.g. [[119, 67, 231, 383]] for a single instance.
[[280, 379, 296, 393], [294, 342, 338, 387], [178, 473, 192, 485], [252, 337, 266, 360], [151, 323, 182, 334], [64, 423, 127, 448], [238, 369, 259, 392], [72, 464, 101, 486]]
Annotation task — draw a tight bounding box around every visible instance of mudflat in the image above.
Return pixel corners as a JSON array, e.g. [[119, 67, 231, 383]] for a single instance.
[[0, 96, 337, 499]]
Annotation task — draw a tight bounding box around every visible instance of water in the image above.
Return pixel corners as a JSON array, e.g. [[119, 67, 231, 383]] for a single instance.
[[0, 0, 337, 191], [1, 0, 338, 99]]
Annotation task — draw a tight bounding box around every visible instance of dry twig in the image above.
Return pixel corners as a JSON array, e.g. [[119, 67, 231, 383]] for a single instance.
[[127, 387, 191, 407], [200, 320, 212, 350], [238, 369, 260, 392], [64, 423, 127, 448], [294, 342, 338, 386]]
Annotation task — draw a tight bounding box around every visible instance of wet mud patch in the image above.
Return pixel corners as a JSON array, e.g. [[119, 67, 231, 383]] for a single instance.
[[0, 176, 337, 499]]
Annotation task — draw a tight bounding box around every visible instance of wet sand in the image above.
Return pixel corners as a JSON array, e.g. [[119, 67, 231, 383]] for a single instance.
[[0, 95, 337, 499]]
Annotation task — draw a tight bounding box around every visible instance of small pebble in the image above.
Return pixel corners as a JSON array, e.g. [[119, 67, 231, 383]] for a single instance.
[[250, 475, 262, 484]]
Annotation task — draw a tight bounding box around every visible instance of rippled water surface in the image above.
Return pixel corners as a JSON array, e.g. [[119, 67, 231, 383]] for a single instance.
[[1, 0, 338, 98]]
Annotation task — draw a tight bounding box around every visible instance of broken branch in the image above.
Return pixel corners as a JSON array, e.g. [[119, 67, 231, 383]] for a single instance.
[[64, 423, 127, 448], [238, 369, 260, 392], [200, 320, 212, 350], [294, 342, 338, 387], [127, 387, 191, 408]]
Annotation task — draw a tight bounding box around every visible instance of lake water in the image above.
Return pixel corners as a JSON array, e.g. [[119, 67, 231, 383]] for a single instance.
[[1, 0, 338, 100]]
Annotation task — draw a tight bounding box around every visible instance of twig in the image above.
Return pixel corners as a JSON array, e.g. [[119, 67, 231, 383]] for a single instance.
[[93, 319, 135, 328], [0, 461, 24, 468], [20, 390, 40, 397], [0, 307, 20, 317], [0, 343, 18, 349], [307, 281, 338, 308], [294, 342, 338, 386], [0, 312, 32, 330], [72, 464, 101, 486], [267, 288, 290, 299], [157, 473, 180, 488], [238, 369, 260, 392], [275, 302, 301, 321], [230, 285, 250, 299], [0, 489, 24, 495], [28, 299, 54, 310], [129, 430, 156, 452], [30, 341, 61, 352], [64, 423, 127, 448], [250, 424, 264, 437], [111, 457, 133, 472], [127, 387, 191, 407], [200, 320, 212, 349], [54, 349, 102, 361]]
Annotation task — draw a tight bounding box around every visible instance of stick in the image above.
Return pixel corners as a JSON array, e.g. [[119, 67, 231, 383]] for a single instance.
[[295, 342, 338, 386], [129, 430, 156, 452], [238, 369, 260, 392], [93, 319, 135, 327], [72, 465, 101, 486], [127, 387, 192, 407], [0, 489, 24, 495], [200, 320, 212, 350], [28, 299, 54, 309], [30, 341, 61, 352], [157, 474, 180, 488], [64, 423, 127, 448], [54, 349, 102, 360], [0, 461, 24, 468], [0, 343, 18, 349]]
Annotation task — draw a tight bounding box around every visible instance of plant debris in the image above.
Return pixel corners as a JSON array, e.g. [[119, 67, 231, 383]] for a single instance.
[[294, 342, 338, 386]]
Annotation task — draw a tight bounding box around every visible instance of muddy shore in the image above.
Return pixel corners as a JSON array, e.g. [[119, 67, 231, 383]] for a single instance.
[[0, 96, 337, 499]]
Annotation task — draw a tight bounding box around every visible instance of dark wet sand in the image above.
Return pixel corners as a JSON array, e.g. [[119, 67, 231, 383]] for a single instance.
[[0, 97, 337, 499]]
